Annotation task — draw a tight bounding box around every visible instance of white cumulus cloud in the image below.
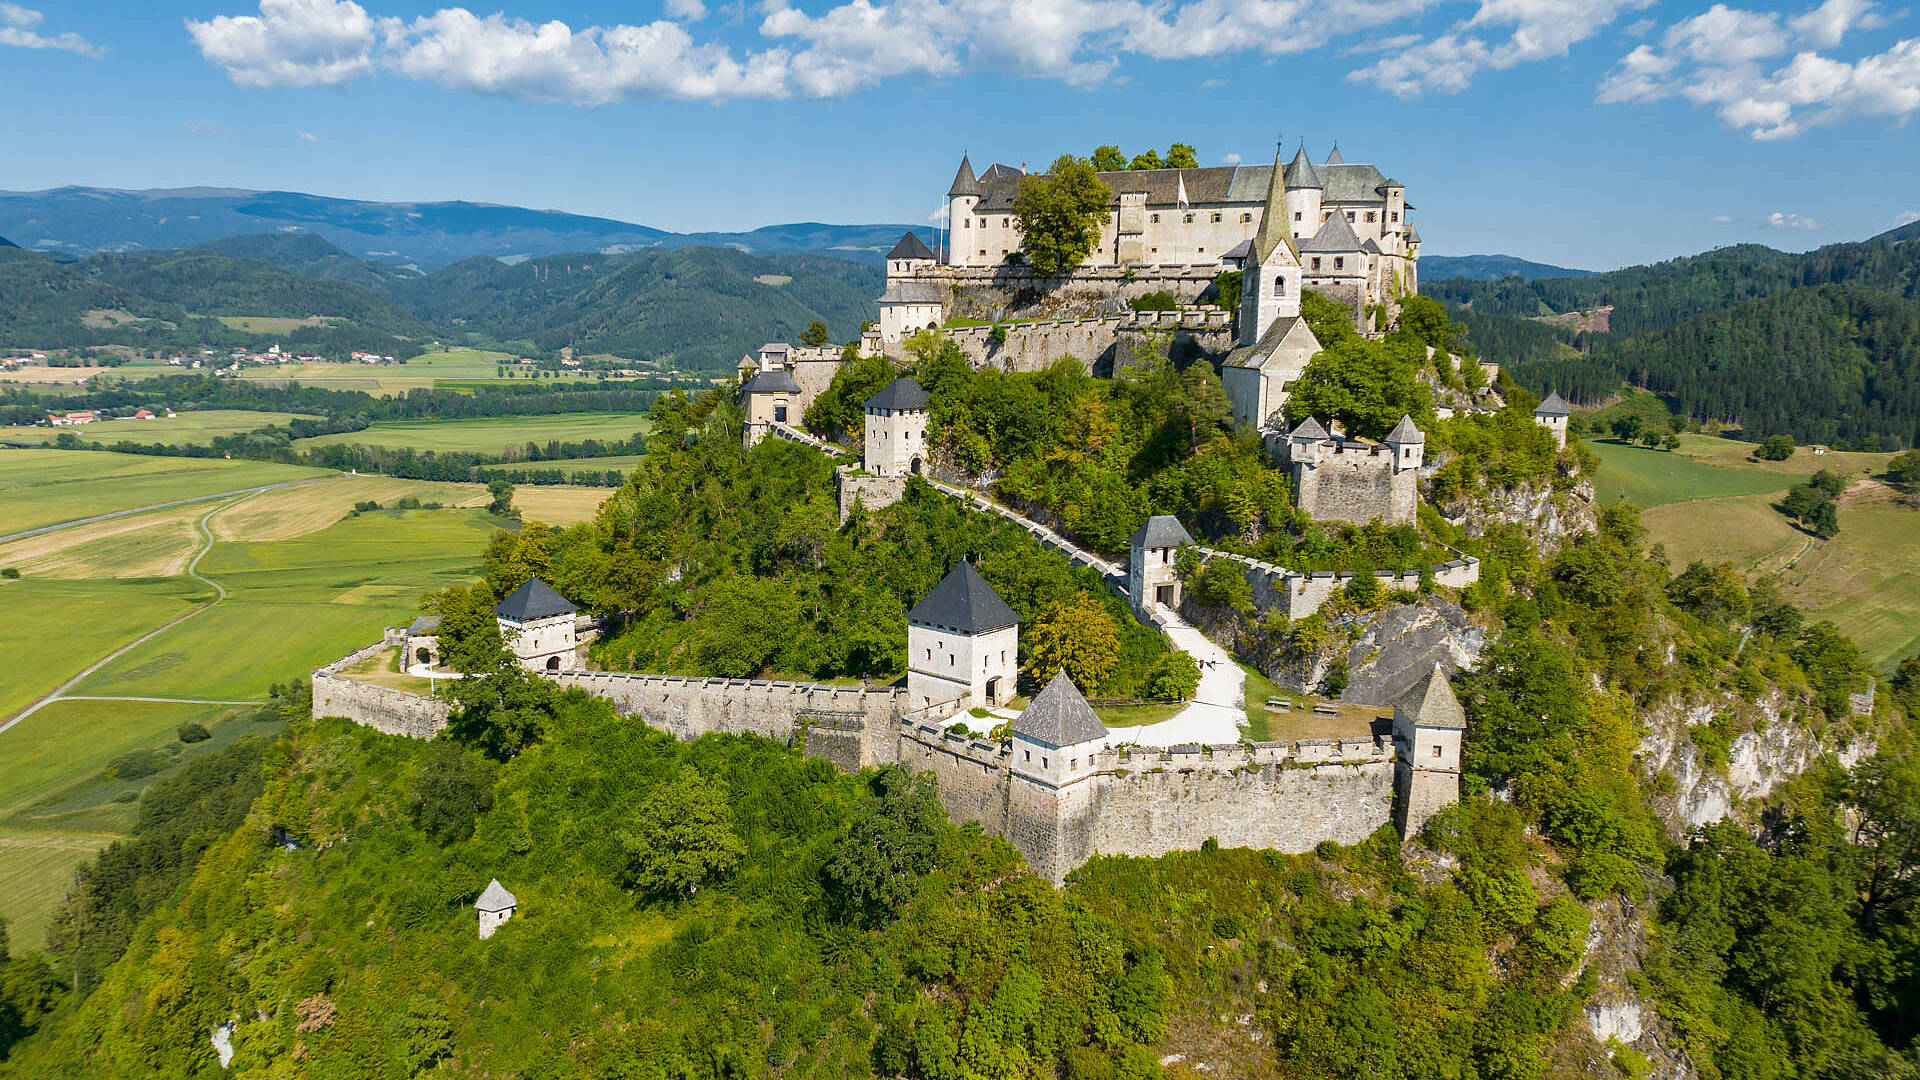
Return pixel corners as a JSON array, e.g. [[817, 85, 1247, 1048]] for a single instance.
[[1219, 151, 1243, 163], [187, 0, 378, 87], [1763, 211, 1829, 228], [1349, 0, 1654, 97], [1596, 0, 1920, 139], [0, 3, 104, 57], [665, 0, 708, 19], [1895, 209, 1920, 225]]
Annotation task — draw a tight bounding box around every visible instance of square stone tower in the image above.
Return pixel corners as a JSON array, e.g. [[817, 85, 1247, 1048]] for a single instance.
[[494, 577, 578, 673], [1392, 663, 1466, 838], [475, 878, 517, 939], [740, 366, 802, 448], [907, 562, 1019, 712], [1128, 515, 1194, 617], [863, 376, 931, 478]]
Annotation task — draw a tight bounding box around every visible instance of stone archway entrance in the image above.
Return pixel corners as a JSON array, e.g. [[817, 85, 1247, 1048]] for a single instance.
[[910, 457, 923, 475], [546, 655, 561, 671], [985, 675, 1001, 705], [415, 647, 432, 666]]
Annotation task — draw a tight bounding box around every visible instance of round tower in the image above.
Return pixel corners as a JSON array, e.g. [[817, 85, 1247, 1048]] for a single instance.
[[946, 155, 980, 268], [1284, 143, 1323, 242]]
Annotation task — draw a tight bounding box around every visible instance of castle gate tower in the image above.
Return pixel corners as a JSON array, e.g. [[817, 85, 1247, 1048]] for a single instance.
[[907, 562, 1020, 711]]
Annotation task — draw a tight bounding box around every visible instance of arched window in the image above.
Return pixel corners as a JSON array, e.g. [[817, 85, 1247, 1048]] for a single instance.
[[1274, 276, 1286, 295]]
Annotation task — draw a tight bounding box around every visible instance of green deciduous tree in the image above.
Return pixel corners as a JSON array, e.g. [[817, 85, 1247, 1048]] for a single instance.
[[1756, 433, 1796, 460], [1127, 149, 1163, 171], [1090, 145, 1127, 171], [447, 664, 560, 760], [800, 320, 830, 347], [1012, 156, 1114, 276], [1165, 143, 1199, 169], [410, 741, 497, 842], [1025, 590, 1121, 691], [623, 766, 745, 899], [824, 768, 945, 923]]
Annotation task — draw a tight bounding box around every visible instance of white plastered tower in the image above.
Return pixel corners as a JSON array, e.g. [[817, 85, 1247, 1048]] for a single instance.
[[1239, 143, 1305, 347], [862, 377, 931, 478], [907, 562, 1020, 711]]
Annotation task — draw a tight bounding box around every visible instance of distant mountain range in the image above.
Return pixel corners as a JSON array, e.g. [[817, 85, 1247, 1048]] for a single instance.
[[1421, 254, 1595, 281], [0, 186, 921, 271]]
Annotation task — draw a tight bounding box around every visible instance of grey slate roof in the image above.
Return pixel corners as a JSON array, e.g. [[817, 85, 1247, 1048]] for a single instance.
[[1129, 514, 1194, 550], [494, 577, 576, 622], [1220, 238, 1253, 261], [1289, 416, 1331, 440], [1396, 663, 1466, 730], [1011, 670, 1108, 748], [1252, 145, 1298, 265], [907, 562, 1018, 633], [1535, 391, 1571, 416], [1361, 238, 1383, 255], [407, 614, 441, 635], [878, 280, 944, 304], [1300, 212, 1364, 254], [742, 368, 802, 394], [1224, 314, 1319, 371], [948, 155, 980, 197], [1286, 145, 1323, 189], [1386, 415, 1425, 444], [1325, 145, 1345, 165], [864, 376, 930, 411], [1408, 224, 1422, 243], [888, 231, 934, 260], [475, 879, 517, 912], [964, 160, 1391, 213]]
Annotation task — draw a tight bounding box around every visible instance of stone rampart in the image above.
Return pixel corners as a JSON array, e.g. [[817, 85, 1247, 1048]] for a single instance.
[[767, 422, 841, 455], [550, 670, 909, 764], [837, 469, 908, 523], [879, 312, 1234, 375], [311, 642, 451, 739], [899, 721, 1012, 830], [928, 265, 1225, 323], [1190, 547, 1480, 620]]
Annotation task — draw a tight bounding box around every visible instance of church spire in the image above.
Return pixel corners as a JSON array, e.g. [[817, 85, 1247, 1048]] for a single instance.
[[1253, 141, 1299, 265]]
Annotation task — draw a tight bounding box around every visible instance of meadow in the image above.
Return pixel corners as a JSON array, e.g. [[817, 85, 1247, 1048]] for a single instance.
[[216, 315, 337, 334], [0, 450, 332, 535], [296, 412, 651, 455], [0, 409, 314, 447], [235, 348, 626, 395]]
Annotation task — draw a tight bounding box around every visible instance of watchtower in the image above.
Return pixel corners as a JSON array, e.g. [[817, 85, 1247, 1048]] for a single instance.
[[1533, 392, 1570, 449], [494, 577, 578, 672], [1128, 515, 1194, 617], [1009, 670, 1110, 790], [1385, 414, 1425, 472], [1392, 663, 1465, 837], [476, 879, 517, 939], [907, 562, 1019, 711], [740, 366, 802, 448], [862, 376, 931, 478]]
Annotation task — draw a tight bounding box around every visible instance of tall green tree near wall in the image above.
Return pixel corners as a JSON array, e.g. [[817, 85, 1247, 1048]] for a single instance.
[[1013, 156, 1114, 276]]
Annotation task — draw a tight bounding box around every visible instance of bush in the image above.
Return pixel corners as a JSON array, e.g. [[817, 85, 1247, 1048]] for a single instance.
[[1755, 433, 1796, 460], [0, 568, 19, 579], [1128, 291, 1178, 312], [175, 722, 211, 744]]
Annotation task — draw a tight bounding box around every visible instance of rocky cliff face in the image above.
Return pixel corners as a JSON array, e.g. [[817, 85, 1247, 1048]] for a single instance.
[[1437, 476, 1597, 550], [1635, 690, 1878, 836], [1186, 595, 1489, 705]]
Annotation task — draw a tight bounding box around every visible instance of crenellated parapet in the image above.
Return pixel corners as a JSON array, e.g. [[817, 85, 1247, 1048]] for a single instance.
[[1179, 545, 1480, 620]]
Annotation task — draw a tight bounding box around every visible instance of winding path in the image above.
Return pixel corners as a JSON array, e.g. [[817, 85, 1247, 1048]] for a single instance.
[[0, 490, 260, 735]]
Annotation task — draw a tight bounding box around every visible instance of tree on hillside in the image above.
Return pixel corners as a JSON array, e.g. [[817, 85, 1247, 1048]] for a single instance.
[[1887, 449, 1920, 491], [486, 477, 516, 516], [430, 583, 508, 675], [800, 320, 830, 348], [623, 766, 744, 899], [410, 741, 496, 842], [824, 768, 946, 924], [1281, 334, 1432, 440], [1025, 591, 1121, 691], [1013, 156, 1114, 276], [447, 664, 560, 760], [1756, 433, 1796, 460], [1091, 145, 1127, 171]]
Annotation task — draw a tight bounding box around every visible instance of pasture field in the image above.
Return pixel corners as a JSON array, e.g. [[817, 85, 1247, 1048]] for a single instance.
[[0, 450, 333, 535], [0, 409, 314, 447], [514, 485, 615, 525], [1587, 439, 1802, 507], [216, 315, 338, 334], [0, 829, 113, 954], [208, 474, 489, 540], [297, 412, 651, 455], [496, 453, 648, 477], [76, 508, 508, 700], [0, 577, 210, 721], [0, 502, 207, 578]]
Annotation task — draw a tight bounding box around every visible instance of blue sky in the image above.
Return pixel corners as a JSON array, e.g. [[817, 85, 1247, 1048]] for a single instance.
[[4, 0, 1918, 269]]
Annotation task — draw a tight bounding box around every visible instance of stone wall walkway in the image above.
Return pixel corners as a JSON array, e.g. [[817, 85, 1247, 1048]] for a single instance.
[[922, 478, 1129, 592]]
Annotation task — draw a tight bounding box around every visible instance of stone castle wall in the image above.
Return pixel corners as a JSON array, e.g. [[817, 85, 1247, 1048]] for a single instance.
[[1293, 451, 1420, 526], [1192, 546, 1480, 620], [926, 265, 1225, 323], [878, 311, 1234, 375], [311, 642, 451, 739], [838, 470, 908, 523]]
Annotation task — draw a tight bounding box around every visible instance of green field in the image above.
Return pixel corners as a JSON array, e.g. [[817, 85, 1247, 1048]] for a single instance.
[[1588, 439, 1803, 507], [217, 315, 339, 334], [297, 412, 651, 455], [0, 577, 210, 720], [0, 450, 333, 535], [0, 409, 315, 447], [76, 508, 508, 699], [0, 829, 113, 953], [496, 453, 648, 476]]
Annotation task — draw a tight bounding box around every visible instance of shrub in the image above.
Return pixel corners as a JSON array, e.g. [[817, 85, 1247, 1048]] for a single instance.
[[0, 568, 19, 579], [1128, 291, 1178, 312], [175, 722, 211, 744]]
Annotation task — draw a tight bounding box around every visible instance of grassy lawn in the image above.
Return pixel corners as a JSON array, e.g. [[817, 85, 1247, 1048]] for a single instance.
[[296, 413, 652, 455], [0, 577, 210, 722], [0, 450, 332, 535], [0, 502, 208, 579], [76, 508, 504, 700], [0, 410, 316, 447], [514, 486, 616, 526], [0, 829, 113, 953], [1587, 439, 1803, 507]]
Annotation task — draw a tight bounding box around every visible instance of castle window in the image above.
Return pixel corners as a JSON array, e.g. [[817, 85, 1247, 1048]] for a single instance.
[[1183, 213, 1193, 223], [979, 218, 987, 228], [1366, 211, 1376, 223], [1002, 218, 1009, 227], [1042, 757, 1049, 769], [1346, 212, 1355, 222], [1294, 211, 1302, 221], [1275, 276, 1285, 295], [963, 218, 969, 228], [1211, 213, 1221, 223], [1071, 758, 1078, 769], [1198, 247, 1204, 253], [1241, 212, 1252, 223], [1311, 257, 1322, 270], [1432, 745, 1442, 758], [1391, 212, 1399, 223], [1334, 257, 1344, 270], [1025, 750, 1031, 762]]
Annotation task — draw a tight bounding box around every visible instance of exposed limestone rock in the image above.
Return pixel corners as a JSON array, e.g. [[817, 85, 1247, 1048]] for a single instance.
[[1227, 596, 1487, 701], [1438, 477, 1596, 551], [1581, 897, 1696, 1080]]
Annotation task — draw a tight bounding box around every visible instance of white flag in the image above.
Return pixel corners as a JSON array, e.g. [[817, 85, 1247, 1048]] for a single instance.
[[1176, 172, 1190, 211]]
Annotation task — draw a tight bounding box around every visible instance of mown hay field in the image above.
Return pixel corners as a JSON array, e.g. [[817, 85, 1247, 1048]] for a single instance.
[[0, 450, 332, 535], [0, 409, 315, 447], [296, 412, 651, 455]]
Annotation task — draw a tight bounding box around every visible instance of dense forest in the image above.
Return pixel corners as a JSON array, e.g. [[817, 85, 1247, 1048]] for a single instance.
[[1430, 227, 1920, 448], [0, 236, 881, 370]]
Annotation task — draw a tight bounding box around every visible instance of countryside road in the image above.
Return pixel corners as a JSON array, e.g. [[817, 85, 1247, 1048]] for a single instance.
[[0, 476, 331, 545]]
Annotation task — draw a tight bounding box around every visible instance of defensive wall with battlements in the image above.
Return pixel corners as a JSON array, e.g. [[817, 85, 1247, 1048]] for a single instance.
[[872, 310, 1236, 375], [312, 640, 452, 739], [1190, 545, 1480, 619]]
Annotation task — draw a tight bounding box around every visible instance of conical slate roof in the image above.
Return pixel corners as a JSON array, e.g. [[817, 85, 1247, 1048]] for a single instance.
[[475, 879, 517, 912], [1535, 391, 1570, 417], [1386, 415, 1425, 444], [1286, 144, 1323, 189], [1252, 142, 1299, 266], [494, 578, 576, 622], [1396, 663, 1466, 730], [1325, 144, 1345, 165], [1011, 670, 1108, 748], [1289, 416, 1331, 440], [888, 231, 934, 260], [1300, 211, 1363, 254], [907, 562, 1018, 633], [864, 376, 930, 411], [1129, 514, 1194, 550], [948, 155, 981, 197]]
